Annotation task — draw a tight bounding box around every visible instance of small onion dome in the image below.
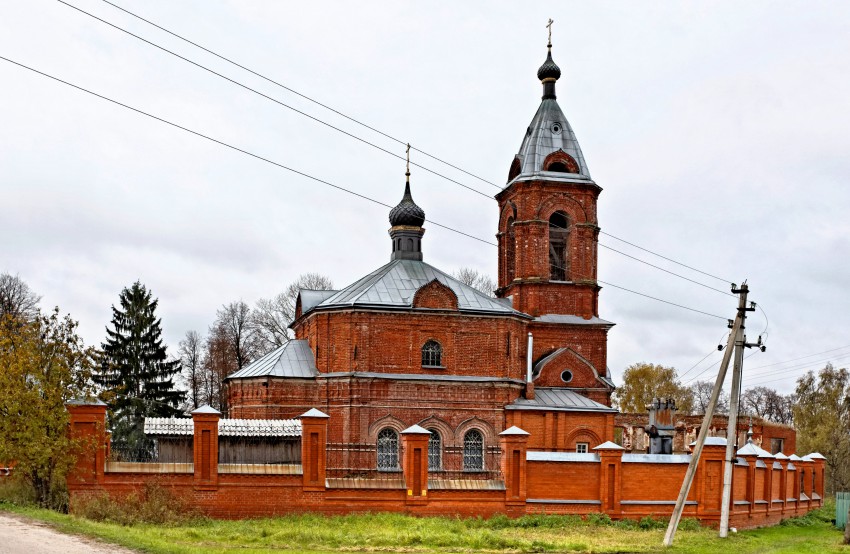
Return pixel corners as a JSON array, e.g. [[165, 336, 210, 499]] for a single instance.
[[537, 48, 561, 81], [389, 181, 425, 227]]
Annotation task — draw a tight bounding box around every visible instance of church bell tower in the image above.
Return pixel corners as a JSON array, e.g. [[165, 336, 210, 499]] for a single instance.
[[496, 33, 602, 319]]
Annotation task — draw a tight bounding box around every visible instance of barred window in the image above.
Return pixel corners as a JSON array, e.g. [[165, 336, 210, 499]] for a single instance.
[[463, 429, 484, 471], [422, 340, 442, 367], [576, 442, 589, 454], [427, 429, 442, 471], [376, 428, 399, 471]]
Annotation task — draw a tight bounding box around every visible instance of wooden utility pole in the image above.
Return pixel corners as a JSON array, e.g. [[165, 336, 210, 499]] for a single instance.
[[663, 283, 747, 547], [719, 283, 749, 537]]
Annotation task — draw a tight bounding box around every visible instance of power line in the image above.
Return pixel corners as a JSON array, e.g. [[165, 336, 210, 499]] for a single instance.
[[678, 347, 722, 380], [57, 0, 496, 201], [599, 231, 732, 284], [0, 54, 731, 323], [741, 352, 850, 384], [79, 0, 736, 297], [745, 343, 850, 372], [98, 0, 502, 191]]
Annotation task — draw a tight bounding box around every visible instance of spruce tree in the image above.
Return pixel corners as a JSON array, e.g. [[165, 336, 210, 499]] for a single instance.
[[95, 281, 184, 452]]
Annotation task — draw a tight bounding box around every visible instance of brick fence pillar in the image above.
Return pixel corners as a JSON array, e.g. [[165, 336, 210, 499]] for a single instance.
[[300, 408, 329, 492], [499, 426, 529, 507], [594, 441, 624, 516], [774, 453, 790, 517], [697, 438, 727, 523], [798, 456, 813, 512], [808, 452, 826, 506], [66, 399, 108, 487], [401, 425, 430, 505], [192, 405, 220, 490]]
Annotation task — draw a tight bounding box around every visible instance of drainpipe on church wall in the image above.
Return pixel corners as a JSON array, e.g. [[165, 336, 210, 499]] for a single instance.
[[525, 332, 535, 400]]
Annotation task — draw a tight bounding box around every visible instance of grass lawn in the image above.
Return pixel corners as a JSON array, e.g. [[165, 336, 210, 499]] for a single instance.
[[1, 502, 845, 554]]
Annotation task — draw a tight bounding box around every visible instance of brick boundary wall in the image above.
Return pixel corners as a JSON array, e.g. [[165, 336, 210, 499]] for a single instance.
[[66, 403, 825, 527]]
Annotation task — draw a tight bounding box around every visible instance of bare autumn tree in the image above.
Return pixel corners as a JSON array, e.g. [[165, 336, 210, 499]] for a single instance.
[[452, 267, 496, 297], [216, 300, 258, 370], [253, 273, 333, 352], [689, 380, 729, 415], [178, 330, 204, 410], [0, 273, 41, 321], [201, 323, 235, 414], [740, 386, 795, 425]]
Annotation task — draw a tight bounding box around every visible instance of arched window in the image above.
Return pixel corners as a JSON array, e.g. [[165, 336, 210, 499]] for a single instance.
[[548, 161, 569, 173], [463, 429, 484, 471], [506, 216, 516, 283], [422, 340, 442, 367], [376, 428, 399, 471], [549, 211, 569, 281], [427, 429, 442, 471]]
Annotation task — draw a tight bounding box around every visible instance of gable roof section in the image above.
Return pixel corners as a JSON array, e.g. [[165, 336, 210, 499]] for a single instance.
[[227, 339, 317, 379], [506, 387, 617, 413], [144, 417, 301, 437], [308, 259, 523, 316]]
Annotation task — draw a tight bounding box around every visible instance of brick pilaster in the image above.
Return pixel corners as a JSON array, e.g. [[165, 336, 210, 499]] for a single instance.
[[401, 425, 430, 505], [499, 426, 529, 507], [66, 399, 108, 487], [192, 405, 220, 490], [300, 408, 329, 492]]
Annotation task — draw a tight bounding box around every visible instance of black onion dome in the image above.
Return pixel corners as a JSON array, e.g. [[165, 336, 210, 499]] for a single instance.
[[389, 181, 425, 227], [537, 48, 561, 81]]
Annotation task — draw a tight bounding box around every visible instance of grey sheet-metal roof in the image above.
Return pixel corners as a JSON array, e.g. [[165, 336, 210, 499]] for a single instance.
[[509, 98, 591, 186], [299, 289, 338, 313], [622, 454, 691, 464], [506, 387, 617, 413], [144, 417, 301, 437], [534, 314, 615, 326], [310, 259, 523, 316], [227, 339, 317, 379], [527, 451, 598, 462], [318, 371, 525, 385]]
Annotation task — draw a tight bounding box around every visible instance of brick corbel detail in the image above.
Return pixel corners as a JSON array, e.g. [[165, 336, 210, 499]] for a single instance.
[[300, 408, 329, 492], [66, 401, 108, 487], [499, 426, 529, 507], [192, 405, 220, 490], [401, 425, 430, 505]]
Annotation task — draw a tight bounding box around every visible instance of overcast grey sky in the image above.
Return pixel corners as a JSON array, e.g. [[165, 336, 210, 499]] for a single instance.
[[2, 1, 849, 395]]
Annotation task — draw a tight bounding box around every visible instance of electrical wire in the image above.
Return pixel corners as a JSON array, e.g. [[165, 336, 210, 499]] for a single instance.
[[74, 0, 737, 298], [98, 0, 503, 191], [57, 0, 496, 201]]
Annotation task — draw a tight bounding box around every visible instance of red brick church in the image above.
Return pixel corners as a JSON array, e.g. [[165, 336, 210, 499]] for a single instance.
[[225, 39, 619, 471]]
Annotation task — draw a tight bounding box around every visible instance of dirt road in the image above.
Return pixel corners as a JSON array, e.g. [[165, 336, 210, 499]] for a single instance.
[[0, 512, 136, 553]]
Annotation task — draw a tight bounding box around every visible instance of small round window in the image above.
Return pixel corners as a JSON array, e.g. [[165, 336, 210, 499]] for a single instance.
[[551, 122, 562, 134], [560, 370, 573, 383]]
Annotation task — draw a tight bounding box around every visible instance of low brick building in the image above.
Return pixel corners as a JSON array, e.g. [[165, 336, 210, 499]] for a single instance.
[[226, 40, 618, 474]]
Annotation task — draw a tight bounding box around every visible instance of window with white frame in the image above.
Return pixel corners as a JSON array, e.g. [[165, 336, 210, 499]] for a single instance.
[[422, 340, 443, 367], [376, 428, 399, 471], [463, 429, 484, 471], [576, 442, 589, 454], [427, 429, 442, 471]]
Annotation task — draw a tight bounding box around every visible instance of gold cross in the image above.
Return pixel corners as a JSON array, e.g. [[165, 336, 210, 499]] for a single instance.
[[546, 19, 554, 47], [406, 143, 411, 176]]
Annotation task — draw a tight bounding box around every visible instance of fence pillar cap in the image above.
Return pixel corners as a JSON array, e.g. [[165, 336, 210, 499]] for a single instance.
[[788, 454, 803, 462], [300, 408, 330, 419], [66, 397, 107, 407], [807, 452, 826, 460], [401, 424, 431, 435], [691, 436, 727, 447], [773, 452, 789, 460], [499, 426, 530, 436], [191, 404, 221, 416], [594, 441, 625, 451]]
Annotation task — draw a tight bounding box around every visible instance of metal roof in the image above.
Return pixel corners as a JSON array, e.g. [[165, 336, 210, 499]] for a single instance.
[[299, 290, 338, 313], [227, 339, 317, 379], [505, 387, 617, 413], [527, 451, 598, 462], [144, 417, 301, 437], [509, 98, 591, 185], [534, 314, 614, 326], [311, 259, 521, 315]]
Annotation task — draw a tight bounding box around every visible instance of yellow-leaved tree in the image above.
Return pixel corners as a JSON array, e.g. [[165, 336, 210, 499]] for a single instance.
[[614, 362, 694, 414], [0, 310, 95, 509]]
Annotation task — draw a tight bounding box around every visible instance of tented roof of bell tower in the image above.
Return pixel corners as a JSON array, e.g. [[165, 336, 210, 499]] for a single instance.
[[514, 99, 590, 180], [507, 43, 592, 185]]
